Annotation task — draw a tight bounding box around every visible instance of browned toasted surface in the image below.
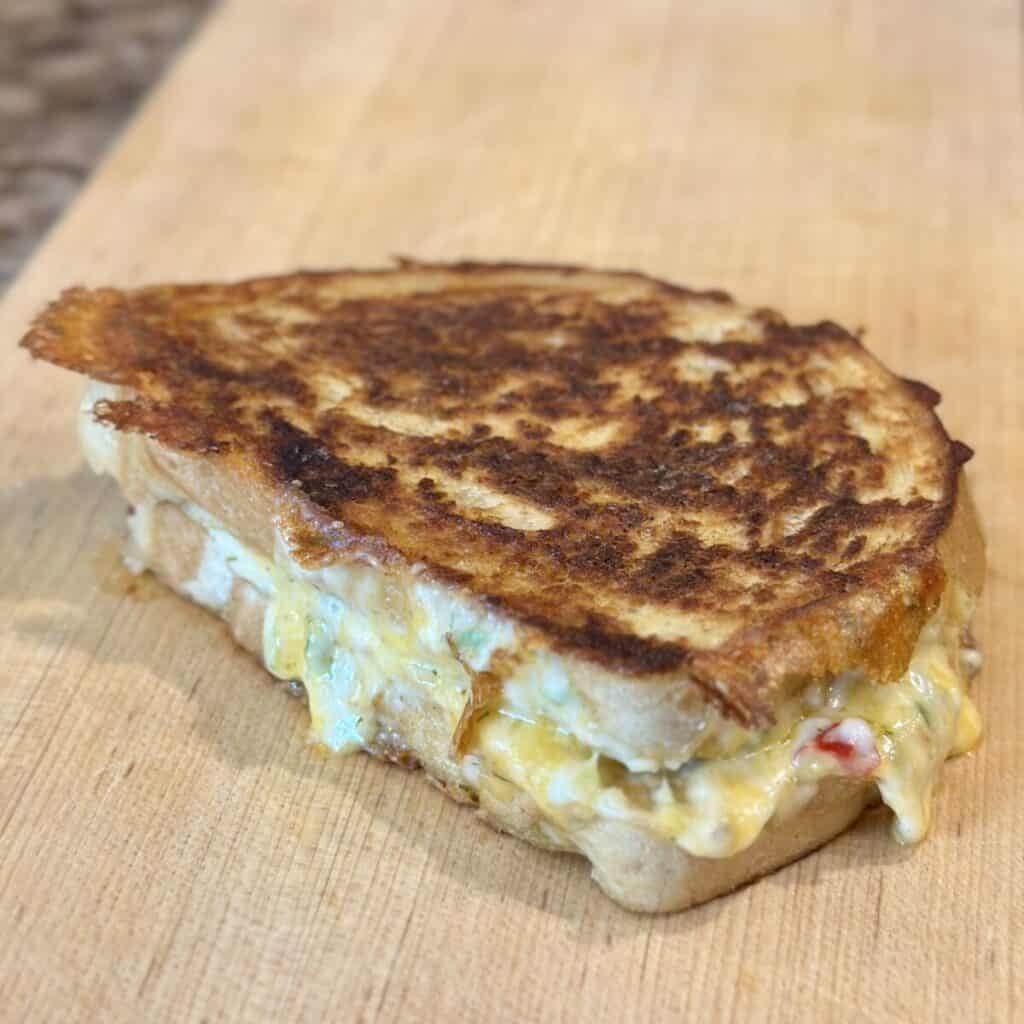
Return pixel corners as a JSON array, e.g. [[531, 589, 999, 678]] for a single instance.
[[21, 260, 972, 721]]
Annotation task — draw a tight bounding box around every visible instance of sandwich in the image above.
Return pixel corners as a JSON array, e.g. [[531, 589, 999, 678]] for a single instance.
[[20, 260, 984, 912]]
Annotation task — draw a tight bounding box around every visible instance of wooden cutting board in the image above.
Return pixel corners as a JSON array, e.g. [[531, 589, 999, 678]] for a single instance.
[[1, 2, 1020, 1020]]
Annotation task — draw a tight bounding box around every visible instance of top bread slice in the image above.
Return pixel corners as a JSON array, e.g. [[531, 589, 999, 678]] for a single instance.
[[21, 260, 980, 726]]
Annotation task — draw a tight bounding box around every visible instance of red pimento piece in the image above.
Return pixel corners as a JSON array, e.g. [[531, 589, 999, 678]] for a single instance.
[[814, 734, 858, 761], [795, 719, 880, 777]]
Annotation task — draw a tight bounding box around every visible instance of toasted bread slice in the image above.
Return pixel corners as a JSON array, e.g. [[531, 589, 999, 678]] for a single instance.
[[21, 261, 984, 911], [22, 260, 975, 720]]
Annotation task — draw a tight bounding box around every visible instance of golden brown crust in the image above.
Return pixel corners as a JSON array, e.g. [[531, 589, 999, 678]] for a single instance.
[[22, 260, 974, 721]]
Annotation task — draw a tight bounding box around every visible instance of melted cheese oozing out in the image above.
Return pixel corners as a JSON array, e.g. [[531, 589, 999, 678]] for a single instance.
[[179, 505, 511, 754], [477, 616, 981, 857], [178, 507, 981, 860]]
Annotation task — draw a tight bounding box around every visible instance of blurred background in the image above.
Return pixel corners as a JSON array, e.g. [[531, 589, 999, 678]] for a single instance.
[[0, 0, 212, 289]]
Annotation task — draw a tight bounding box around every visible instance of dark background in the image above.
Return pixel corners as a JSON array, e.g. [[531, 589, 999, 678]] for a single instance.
[[0, 0, 213, 289]]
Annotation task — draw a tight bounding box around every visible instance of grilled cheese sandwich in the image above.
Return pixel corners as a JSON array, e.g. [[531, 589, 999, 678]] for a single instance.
[[25, 260, 985, 911]]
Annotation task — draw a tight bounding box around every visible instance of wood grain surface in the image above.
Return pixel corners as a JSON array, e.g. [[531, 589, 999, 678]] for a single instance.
[[1, 2, 1021, 1020]]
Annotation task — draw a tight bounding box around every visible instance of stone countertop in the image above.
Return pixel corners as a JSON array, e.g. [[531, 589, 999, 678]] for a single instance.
[[0, 0, 213, 290]]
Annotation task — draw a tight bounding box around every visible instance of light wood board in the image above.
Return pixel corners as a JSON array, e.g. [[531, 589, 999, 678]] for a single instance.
[[1, 1, 1021, 1020]]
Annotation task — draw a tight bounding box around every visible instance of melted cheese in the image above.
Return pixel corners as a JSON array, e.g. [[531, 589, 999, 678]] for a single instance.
[[478, 619, 981, 856], [180, 507, 981, 860]]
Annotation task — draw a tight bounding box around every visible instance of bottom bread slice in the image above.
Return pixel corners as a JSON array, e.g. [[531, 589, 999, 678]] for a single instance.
[[130, 498, 880, 913]]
